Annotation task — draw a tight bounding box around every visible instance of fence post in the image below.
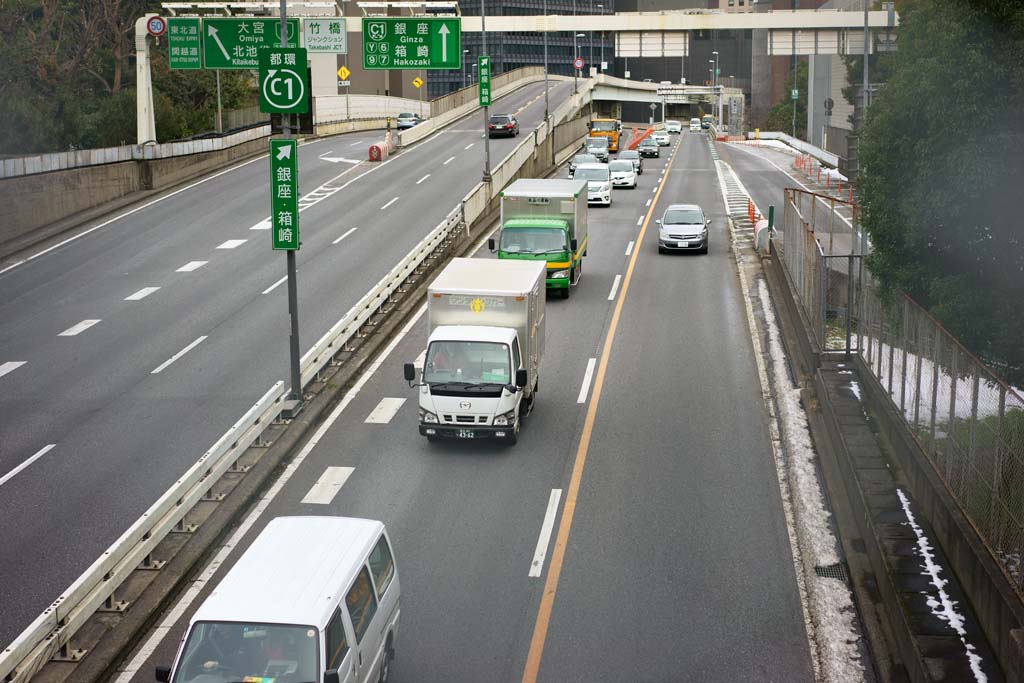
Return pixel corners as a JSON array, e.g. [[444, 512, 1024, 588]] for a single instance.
[[900, 298, 909, 417], [865, 281, 873, 366], [819, 253, 827, 350], [992, 385, 1006, 554], [845, 255, 854, 357], [913, 313, 924, 430], [967, 366, 980, 508], [929, 328, 941, 457], [946, 345, 959, 476], [829, 196, 836, 254]]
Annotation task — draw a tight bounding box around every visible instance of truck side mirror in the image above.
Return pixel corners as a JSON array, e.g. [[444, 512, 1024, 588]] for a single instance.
[[586, 122, 592, 130], [706, 219, 711, 225], [515, 368, 528, 388], [403, 363, 416, 383], [155, 666, 171, 683], [570, 239, 578, 252], [488, 237, 496, 252], [324, 670, 341, 683]]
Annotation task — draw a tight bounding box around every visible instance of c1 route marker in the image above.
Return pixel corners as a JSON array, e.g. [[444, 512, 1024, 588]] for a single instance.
[[258, 47, 309, 114]]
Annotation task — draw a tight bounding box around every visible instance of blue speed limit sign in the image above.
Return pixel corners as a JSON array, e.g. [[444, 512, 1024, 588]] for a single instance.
[[147, 16, 167, 36]]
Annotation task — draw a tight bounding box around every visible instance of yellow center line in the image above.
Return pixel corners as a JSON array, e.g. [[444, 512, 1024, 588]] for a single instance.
[[521, 139, 685, 682]]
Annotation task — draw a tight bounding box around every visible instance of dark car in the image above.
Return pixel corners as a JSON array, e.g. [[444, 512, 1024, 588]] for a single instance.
[[569, 153, 599, 178], [638, 137, 660, 158], [488, 114, 520, 138], [396, 112, 422, 130]]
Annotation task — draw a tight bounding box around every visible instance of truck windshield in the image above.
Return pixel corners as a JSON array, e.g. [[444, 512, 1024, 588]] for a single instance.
[[500, 228, 566, 254], [591, 121, 616, 132], [424, 341, 511, 385], [172, 622, 318, 683]]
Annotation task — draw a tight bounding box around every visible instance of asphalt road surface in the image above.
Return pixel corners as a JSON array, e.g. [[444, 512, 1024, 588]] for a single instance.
[[0, 79, 574, 648], [116, 131, 815, 683]]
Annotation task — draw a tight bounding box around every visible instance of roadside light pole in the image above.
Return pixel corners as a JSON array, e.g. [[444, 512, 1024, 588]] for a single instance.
[[713, 50, 722, 127], [278, 0, 301, 408], [481, 0, 491, 183], [572, 0, 578, 92], [462, 48, 469, 87], [597, 4, 604, 71], [543, 0, 549, 122], [576, 32, 585, 88]]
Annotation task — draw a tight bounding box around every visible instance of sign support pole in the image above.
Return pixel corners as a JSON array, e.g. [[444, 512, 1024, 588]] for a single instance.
[[215, 70, 223, 133], [279, 0, 302, 410], [481, 0, 491, 183]]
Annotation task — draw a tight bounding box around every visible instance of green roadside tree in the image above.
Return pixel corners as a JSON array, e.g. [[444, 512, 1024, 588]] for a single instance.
[[766, 60, 808, 139], [859, 0, 1024, 383]]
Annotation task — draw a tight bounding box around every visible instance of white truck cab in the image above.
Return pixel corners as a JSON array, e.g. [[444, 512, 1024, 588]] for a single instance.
[[405, 259, 546, 446]]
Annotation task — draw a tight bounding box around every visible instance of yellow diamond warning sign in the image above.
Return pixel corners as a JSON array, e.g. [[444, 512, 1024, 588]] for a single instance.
[[412, 76, 424, 88], [337, 65, 351, 80]]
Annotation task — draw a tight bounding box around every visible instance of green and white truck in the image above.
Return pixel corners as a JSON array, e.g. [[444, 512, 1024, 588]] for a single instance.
[[489, 178, 589, 299]]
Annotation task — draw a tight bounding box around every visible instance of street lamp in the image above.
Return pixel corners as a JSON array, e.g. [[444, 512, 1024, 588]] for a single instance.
[[712, 50, 721, 126], [543, 0, 549, 122], [576, 32, 586, 83], [596, 3, 604, 72], [572, 0, 578, 92], [462, 48, 469, 87]]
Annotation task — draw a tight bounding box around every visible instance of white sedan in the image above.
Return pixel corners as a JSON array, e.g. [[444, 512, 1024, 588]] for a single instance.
[[608, 160, 638, 189], [653, 130, 671, 146]]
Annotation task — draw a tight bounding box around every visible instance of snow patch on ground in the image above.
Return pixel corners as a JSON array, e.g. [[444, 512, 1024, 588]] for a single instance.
[[896, 489, 989, 682], [848, 381, 863, 401], [758, 278, 866, 682]]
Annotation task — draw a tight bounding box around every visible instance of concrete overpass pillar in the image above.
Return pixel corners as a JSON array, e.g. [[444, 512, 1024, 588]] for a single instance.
[[750, 29, 771, 129]]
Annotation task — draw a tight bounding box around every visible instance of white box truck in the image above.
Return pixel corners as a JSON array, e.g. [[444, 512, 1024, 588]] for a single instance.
[[489, 178, 589, 299], [404, 258, 546, 445]]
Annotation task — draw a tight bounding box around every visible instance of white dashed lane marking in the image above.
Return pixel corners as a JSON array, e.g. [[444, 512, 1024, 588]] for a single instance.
[[365, 397, 406, 424], [300, 466, 355, 505], [125, 286, 160, 301], [0, 361, 27, 379], [217, 239, 247, 249], [58, 320, 101, 337], [176, 261, 207, 272]]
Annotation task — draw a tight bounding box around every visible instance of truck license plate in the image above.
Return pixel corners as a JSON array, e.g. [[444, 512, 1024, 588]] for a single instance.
[[457, 429, 475, 439]]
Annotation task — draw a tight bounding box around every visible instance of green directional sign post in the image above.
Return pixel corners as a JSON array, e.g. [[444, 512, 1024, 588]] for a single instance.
[[478, 56, 492, 106], [361, 17, 460, 70], [167, 18, 201, 69], [270, 139, 299, 251], [203, 17, 299, 69], [259, 47, 309, 114]]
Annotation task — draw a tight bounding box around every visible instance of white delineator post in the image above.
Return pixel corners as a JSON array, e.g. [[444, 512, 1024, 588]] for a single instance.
[[135, 14, 157, 145]]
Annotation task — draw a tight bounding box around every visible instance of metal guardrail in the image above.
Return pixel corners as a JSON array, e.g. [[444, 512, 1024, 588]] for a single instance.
[[0, 78, 582, 682]]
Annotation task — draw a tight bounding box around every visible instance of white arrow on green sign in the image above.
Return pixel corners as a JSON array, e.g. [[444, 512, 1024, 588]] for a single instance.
[[270, 139, 299, 251], [203, 17, 299, 69], [259, 47, 309, 114], [361, 18, 460, 70]]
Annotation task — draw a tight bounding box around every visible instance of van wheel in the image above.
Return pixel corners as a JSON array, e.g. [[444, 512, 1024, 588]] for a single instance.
[[506, 420, 520, 446], [378, 635, 394, 683]]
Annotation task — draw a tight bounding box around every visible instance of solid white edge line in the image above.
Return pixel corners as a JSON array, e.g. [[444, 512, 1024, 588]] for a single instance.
[[300, 466, 355, 505], [607, 273, 622, 301], [576, 357, 597, 404], [261, 275, 288, 295], [416, 174, 431, 184], [58, 319, 101, 337], [0, 444, 56, 488], [625, 241, 634, 256], [332, 227, 358, 245], [0, 361, 27, 379], [528, 488, 563, 577], [112, 302, 429, 682], [125, 286, 160, 301], [380, 196, 399, 210], [151, 336, 208, 374]]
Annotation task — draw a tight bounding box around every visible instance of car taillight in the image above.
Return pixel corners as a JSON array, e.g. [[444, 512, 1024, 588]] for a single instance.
[[506, 123, 513, 128]]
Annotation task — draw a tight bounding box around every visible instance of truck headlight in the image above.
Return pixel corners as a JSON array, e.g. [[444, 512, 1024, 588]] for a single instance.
[[493, 409, 516, 426], [550, 269, 569, 279], [419, 408, 438, 424]]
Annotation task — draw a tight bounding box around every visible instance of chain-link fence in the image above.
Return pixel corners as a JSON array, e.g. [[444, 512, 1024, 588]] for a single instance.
[[859, 280, 1024, 593], [775, 188, 864, 354]]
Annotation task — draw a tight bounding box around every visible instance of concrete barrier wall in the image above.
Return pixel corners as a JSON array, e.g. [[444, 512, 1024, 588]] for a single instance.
[[314, 95, 428, 124]]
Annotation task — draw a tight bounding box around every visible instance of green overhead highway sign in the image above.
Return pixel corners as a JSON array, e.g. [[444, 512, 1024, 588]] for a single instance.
[[203, 17, 299, 69], [270, 139, 300, 250], [361, 17, 460, 70], [167, 17, 201, 69], [259, 47, 309, 114]]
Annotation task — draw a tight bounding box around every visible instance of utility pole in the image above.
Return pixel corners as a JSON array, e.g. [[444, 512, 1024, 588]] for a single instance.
[[543, 0, 549, 122], [863, 0, 870, 111], [572, 0, 578, 93], [278, 0, 301, 408]]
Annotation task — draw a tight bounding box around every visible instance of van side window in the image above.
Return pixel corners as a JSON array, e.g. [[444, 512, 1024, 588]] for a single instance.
[[345, 567, 378, 643], [368, 536, 396, 597], [511, 338, 522, 372], [325, 608, 349, 669]]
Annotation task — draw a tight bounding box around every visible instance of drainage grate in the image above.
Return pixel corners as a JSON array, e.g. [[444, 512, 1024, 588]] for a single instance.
[[815, 562, 850, 583]]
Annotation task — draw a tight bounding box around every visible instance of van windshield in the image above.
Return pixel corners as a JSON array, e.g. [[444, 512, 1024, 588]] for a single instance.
[[425, 340, 511, 386], [500, 227, 567, 255], [172, 622, 318, 683]]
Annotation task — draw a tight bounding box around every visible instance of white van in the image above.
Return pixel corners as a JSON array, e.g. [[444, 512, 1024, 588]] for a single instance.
[[689, 118, 702, 132], [574, 162, 612, 206], [157, 517, 400, 683]]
